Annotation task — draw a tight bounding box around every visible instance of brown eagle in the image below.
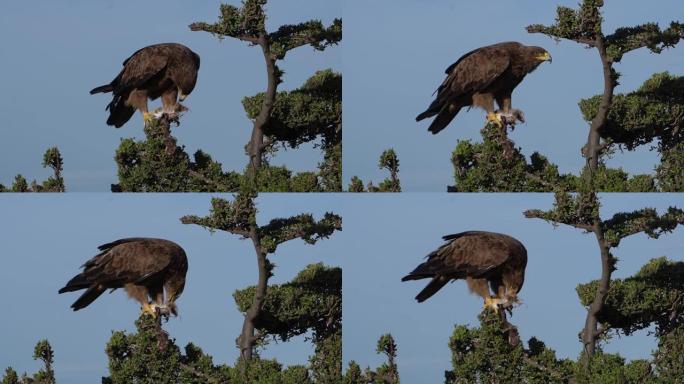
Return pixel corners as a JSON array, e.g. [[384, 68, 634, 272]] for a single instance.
[[402, 231, 527, 313], [90, 43, 200, 128], [58, 238, 188, 317], [416, 41, 551, 134]]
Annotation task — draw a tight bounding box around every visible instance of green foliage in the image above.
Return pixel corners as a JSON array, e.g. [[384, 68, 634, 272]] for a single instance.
[[528, 192, 684, 379], [233, 263, 341, 342], [445, 312, 572, 384], [190, 1, 341, 60], [527, 1, 683, 62], [105, 316, 183, 384], [587, 165, 656, 192], [318, 142, 342, 192], [2, 340, 56, 384], [104, 316, 233, 384], [373, 334, 399, 384], [243, 70, 341, 150], [231, 263, 343, 383], [2, 147, 65, 192], [653, 324, 684, 382], [577, 257, 684, 336], [11, 175, 28, 192], [190, 2, 342, 192], [571, 352, 657, 384], [269, 19, 342, 59], [241, 70, 342, 192], [229, 358, 312, 384], [259, 212, 342, 253], [450, 123, 572, 192], [579, 72, 684, 151], [114, 119, 241, 192], [343, 334, 400, 384], [181, 194, 257, 235], [247, 165, 323, 192], [1, 368, 19, 384], [342, 361, 364, 384], [309, 331, 342, 384], [348, 148, 401, 192], [375, 149, 401, 192], [189, 1, 266, 40], [347, 176, 365, 192], [601, 207, 684, 247], [523, 1, 684, 191], [656, 141, 684, 191], [450, 125, 658, 192], [524, 189, 599, 228], [101, 312, 340, 384], [181, 194, 341, 379], [526, 1, 605, 43]]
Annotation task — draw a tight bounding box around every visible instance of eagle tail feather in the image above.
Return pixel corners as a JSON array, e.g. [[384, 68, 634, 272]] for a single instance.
[[401, 272, 431, 282], [415, 276, 449, 302], [416, 108, 437, 122], [90, 84, 114, 94], [58, 274, 90, 293], [106, 95, 135, 128], [428, 105, 461, 134], [71, 286, 106, 311]]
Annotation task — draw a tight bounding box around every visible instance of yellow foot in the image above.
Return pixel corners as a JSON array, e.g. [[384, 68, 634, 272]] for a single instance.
[[141, 303, 157, 318], [142, 112, 154, 124], [484, 296, 501, 313], [486, 112, 504, 128]]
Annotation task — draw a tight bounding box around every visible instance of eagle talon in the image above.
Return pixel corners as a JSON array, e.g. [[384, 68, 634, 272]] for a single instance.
[[142, 112, 155, 124], [486, 112, 505, 128], [484, 296, 504, 313], [142, 303, 158, 318]]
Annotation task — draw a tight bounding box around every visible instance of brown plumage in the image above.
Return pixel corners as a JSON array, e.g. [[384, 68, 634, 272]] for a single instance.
[[416, 41, 551, 134], [90, 43, 200, 128], [58, 238, 188, 317], [402, 231, 527, 311]]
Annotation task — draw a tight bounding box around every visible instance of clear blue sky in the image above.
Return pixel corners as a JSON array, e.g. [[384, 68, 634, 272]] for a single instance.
[[340, 193, 684, 383], [343, 0, 684, 191], [0, 194, 342, 383], [0, 0, 340, 191]]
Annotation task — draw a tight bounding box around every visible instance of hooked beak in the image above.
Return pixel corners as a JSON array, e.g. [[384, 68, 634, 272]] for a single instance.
[[179, 93, 187, 102], [537, 52, 552, 63]]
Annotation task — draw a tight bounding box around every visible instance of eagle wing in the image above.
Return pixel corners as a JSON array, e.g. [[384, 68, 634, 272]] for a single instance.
[[416, 44, 512, 133], [113, 46, 169, 94], [438, 46, 511, 102], [404, 232, 509, 279], [58, 238, 179, 310], [91, 238, 176, 284]]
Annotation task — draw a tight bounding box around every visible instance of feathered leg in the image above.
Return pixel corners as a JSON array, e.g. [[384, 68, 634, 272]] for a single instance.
[[468, 277, 502, 313], [125, 284, 156, 317]]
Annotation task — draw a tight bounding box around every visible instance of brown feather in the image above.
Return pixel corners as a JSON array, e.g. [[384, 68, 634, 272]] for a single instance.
[[91, 43, 200, 128], [417, 41, 550, 133], [59, 238, 188, 313], [403, 231, 527, 303]]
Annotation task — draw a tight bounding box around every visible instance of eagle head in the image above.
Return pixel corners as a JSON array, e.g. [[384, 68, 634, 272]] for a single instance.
[[531, 47, 552, 63]]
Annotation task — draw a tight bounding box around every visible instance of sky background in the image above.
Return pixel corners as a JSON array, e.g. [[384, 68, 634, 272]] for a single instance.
[[343, 0, 684, 191], [0, 194, 343, 384], [1, 194, 683, 383], [340, 193, 684, 383], [0, 0, 340, 191]]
